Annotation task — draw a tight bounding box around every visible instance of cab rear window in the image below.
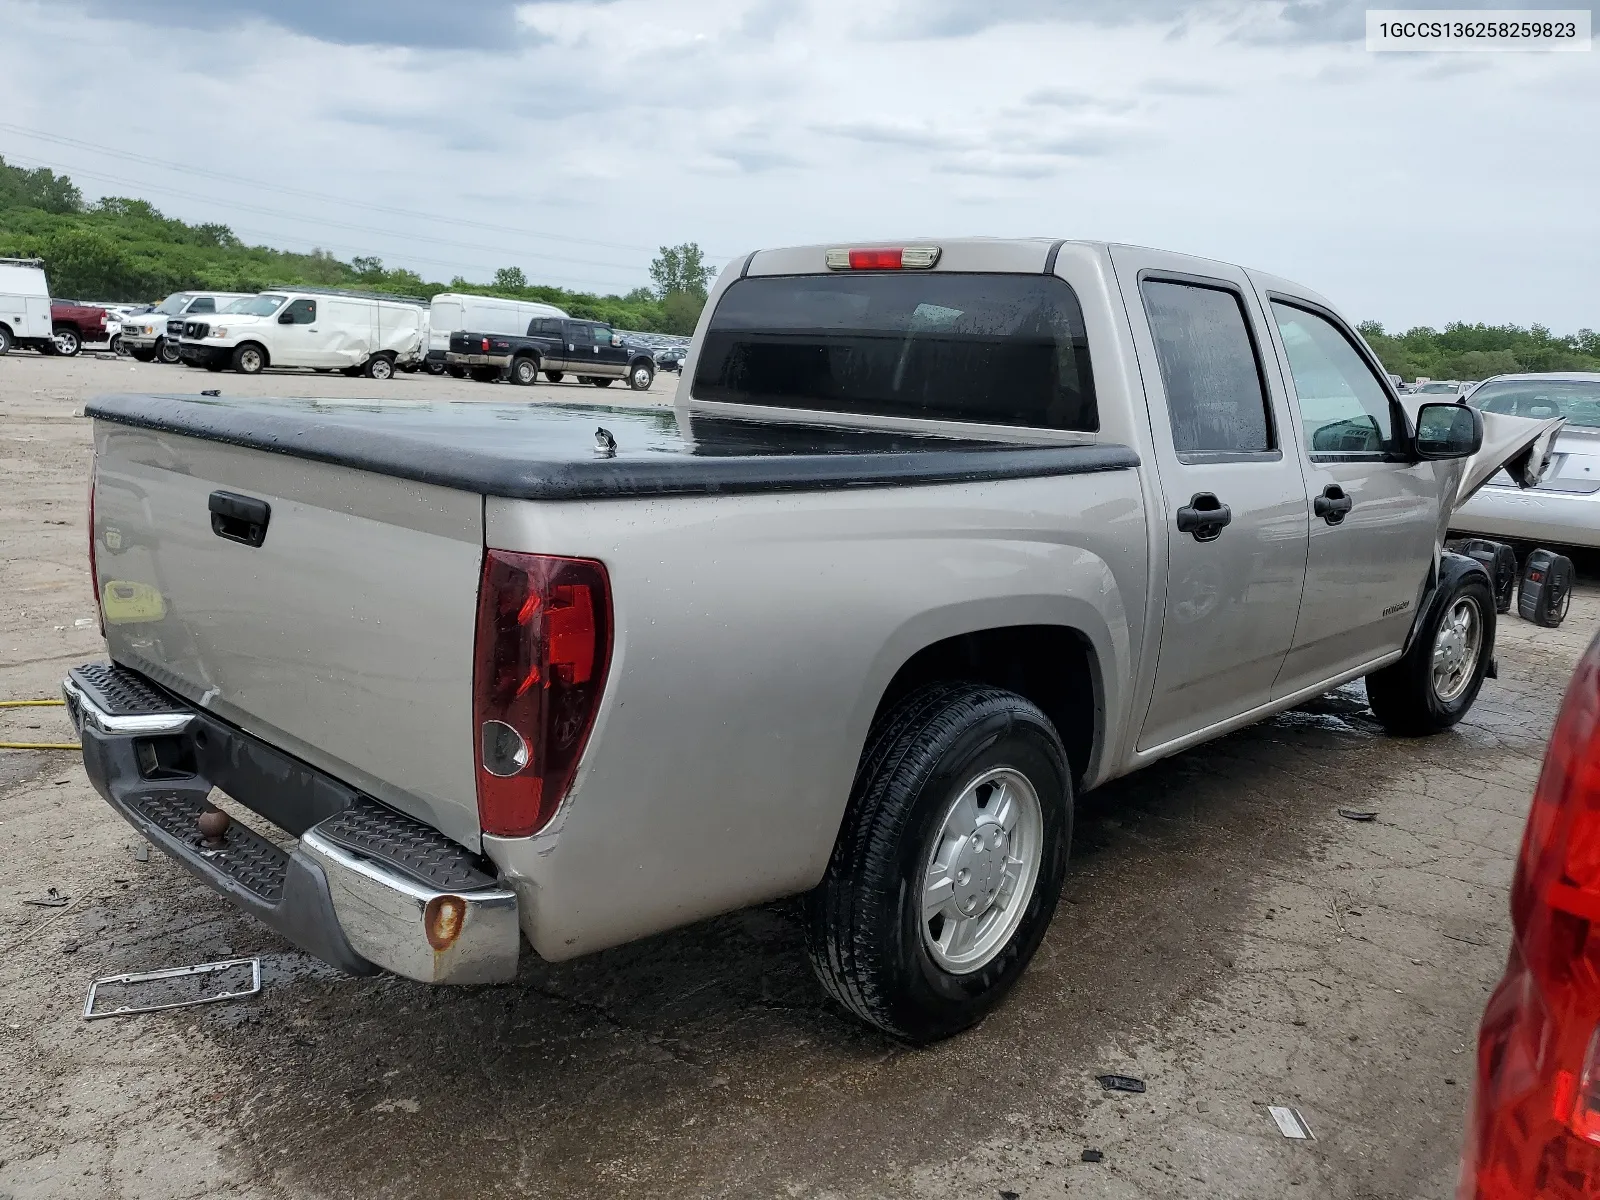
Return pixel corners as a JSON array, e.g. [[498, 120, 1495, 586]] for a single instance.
[[692, 273, 1097, 431]]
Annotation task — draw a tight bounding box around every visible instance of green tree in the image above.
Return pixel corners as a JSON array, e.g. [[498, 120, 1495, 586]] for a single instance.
[[494, 266, 528, 291], [39, 227, 131, 297], [0, 156, 81, 214], [649, 243, 713, 299], [661, 289, 705, 336], [351, 255, 384, 279]]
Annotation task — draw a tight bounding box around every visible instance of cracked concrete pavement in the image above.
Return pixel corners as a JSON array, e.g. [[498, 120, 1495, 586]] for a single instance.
[[1, 352, 1596, 1199]]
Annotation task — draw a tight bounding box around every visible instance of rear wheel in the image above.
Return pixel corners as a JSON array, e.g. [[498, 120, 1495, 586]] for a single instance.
[[0, 324, 11, 356], [364, 354, 395, 380], [590, 377, 614, 388], [128, 347, 156, 363], [52, 326, 81, 356], [510, 356, 539, 386], [806, 683, 1071, 1043], [231, 343, 266, 375], [629, 360, 655, 391], [426, 360, 447, 376], [157, 338, 181, 365], [1367, 572, 1494, 736], [544, 371, 565, 383], [469, 366, 500, 383]]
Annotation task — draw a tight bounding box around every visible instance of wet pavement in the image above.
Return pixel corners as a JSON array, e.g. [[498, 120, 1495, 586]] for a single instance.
[[2, 353, 1597, 1199]]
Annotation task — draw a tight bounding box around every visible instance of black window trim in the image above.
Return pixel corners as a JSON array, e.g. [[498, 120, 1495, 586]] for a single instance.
[[1136, 268, 1282, 465], [1265, 291, 1412, 464]]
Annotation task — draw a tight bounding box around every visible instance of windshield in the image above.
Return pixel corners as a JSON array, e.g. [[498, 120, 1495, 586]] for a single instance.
[[1469, 379, 1600, 428], [155, 293, 194, 315], [224, 294, 287, 316]]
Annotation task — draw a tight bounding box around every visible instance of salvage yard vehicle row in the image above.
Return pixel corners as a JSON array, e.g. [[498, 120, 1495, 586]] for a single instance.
[[66, 236, 1563, 1044]]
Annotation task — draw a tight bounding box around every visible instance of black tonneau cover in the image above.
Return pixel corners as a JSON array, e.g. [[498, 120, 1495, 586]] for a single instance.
[[86, 393, 1138, 501]]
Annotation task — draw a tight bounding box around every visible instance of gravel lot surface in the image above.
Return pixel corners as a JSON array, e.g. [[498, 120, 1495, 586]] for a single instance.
[[1, 351, 1595, 1199]]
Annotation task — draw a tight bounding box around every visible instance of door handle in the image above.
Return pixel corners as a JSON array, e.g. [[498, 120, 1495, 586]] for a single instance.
[[1175, 492, 1231, 542], [1314, 484, 1354, 525], [209, 490, 271, 548]]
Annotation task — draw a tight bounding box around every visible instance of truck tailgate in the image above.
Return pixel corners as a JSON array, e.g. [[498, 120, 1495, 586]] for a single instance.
[[92, 421, 485, 849]]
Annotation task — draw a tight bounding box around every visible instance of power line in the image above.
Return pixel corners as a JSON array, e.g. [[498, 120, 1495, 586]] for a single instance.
[[0, 122, 735, 261]]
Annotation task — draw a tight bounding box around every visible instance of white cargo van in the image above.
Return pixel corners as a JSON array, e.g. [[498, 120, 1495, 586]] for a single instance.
[[177, 290, 427, 378], [426, 293, 567, 375], [0, 258, 53, 356]]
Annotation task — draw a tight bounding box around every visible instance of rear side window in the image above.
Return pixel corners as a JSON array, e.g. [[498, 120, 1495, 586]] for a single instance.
[[1140, 279, 1273, 455], [189, 297, 215, 313], [692, 273, 1097, 431]]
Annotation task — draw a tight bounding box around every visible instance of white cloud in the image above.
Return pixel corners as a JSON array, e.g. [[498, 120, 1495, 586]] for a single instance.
[[0, 0, 1593, 329]]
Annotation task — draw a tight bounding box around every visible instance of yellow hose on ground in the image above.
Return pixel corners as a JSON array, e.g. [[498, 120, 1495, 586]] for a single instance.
[[1, 699, 80, 750]]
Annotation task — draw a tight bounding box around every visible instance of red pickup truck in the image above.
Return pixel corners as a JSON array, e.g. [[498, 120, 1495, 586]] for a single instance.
[[41, 299, 108, 357]]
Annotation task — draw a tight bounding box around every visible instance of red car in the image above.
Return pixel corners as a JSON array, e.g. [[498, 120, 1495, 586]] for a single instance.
[[1461, 629, 1600, 1197], [42, 299, 107, 357]]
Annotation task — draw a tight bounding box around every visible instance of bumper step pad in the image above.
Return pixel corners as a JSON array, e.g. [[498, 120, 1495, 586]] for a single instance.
[[124, 790, 289, 903], [312, 799, 498, 892], [69, 662, 184, 717]]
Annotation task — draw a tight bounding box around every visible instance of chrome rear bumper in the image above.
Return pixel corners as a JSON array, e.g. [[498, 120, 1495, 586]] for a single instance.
[[64, 663, 521, 985]]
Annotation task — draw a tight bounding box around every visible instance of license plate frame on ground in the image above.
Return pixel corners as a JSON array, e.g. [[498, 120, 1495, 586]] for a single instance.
[[83, 956, 262, 1019]]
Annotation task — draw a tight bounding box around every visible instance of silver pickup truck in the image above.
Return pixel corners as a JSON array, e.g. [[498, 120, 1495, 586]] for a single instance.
[[66, 238, 1561, 1043]]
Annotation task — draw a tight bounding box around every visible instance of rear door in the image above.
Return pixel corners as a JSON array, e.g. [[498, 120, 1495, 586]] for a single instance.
[[1110, 247, 1312, 751], [560, 320, 597, 372], [1260, 294, 1443, 692]]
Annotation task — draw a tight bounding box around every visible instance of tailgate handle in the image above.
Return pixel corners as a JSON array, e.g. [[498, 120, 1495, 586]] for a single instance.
[[208, 490, 271, 548]]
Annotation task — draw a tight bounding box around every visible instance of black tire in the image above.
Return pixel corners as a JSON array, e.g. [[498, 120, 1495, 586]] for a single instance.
[[590, 377, 614, 388], [469, 366, 500, 383], [52, 326, 81, 356], [543, 370, 565, 383], [364, 353, 395, 380], [446, 364, 466, 379], [805, 683, 1072, 1044], [204, 362, 225, 373], [109, 334, 121, 354], [426, 361, 447, 376], [231, 343, 266, 375], [510, 356, 539, 386], [0, 324, 10, 356], [157, 338, 181, 365], [128, 347, 156, 363], [628, 359, 655, 391], [1367, 571, 1495, 736]]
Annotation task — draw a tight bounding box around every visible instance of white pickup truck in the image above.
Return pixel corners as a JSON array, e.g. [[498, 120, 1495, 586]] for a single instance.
[[67, 238, 1561, 1043]]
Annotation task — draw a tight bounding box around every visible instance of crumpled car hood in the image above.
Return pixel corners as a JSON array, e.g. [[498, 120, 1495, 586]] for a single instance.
[[1398, 398, 1566, 511]]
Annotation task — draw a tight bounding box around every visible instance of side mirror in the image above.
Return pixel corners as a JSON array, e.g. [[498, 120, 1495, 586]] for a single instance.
[[1414, 402, 1482, 460], [610, 333, 623, 347], [277, 312, 295, 324]]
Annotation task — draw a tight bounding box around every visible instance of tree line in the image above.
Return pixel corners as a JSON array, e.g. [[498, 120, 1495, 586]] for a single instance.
[[0, 156, 712, 334], [1358, 320, 1599, 382]]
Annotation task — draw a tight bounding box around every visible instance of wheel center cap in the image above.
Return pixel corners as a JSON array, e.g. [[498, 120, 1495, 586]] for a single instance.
[[954, 819, 1007, 915]]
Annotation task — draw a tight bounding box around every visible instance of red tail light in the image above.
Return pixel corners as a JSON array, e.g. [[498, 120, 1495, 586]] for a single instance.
[[1462, 633, 1600, 1198], [481, 337, 490, 352], [472, 550, 612, 839]]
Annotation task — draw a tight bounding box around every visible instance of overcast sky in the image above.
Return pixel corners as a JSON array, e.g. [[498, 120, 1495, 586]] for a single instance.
[[0, 0, 1593, 330]]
